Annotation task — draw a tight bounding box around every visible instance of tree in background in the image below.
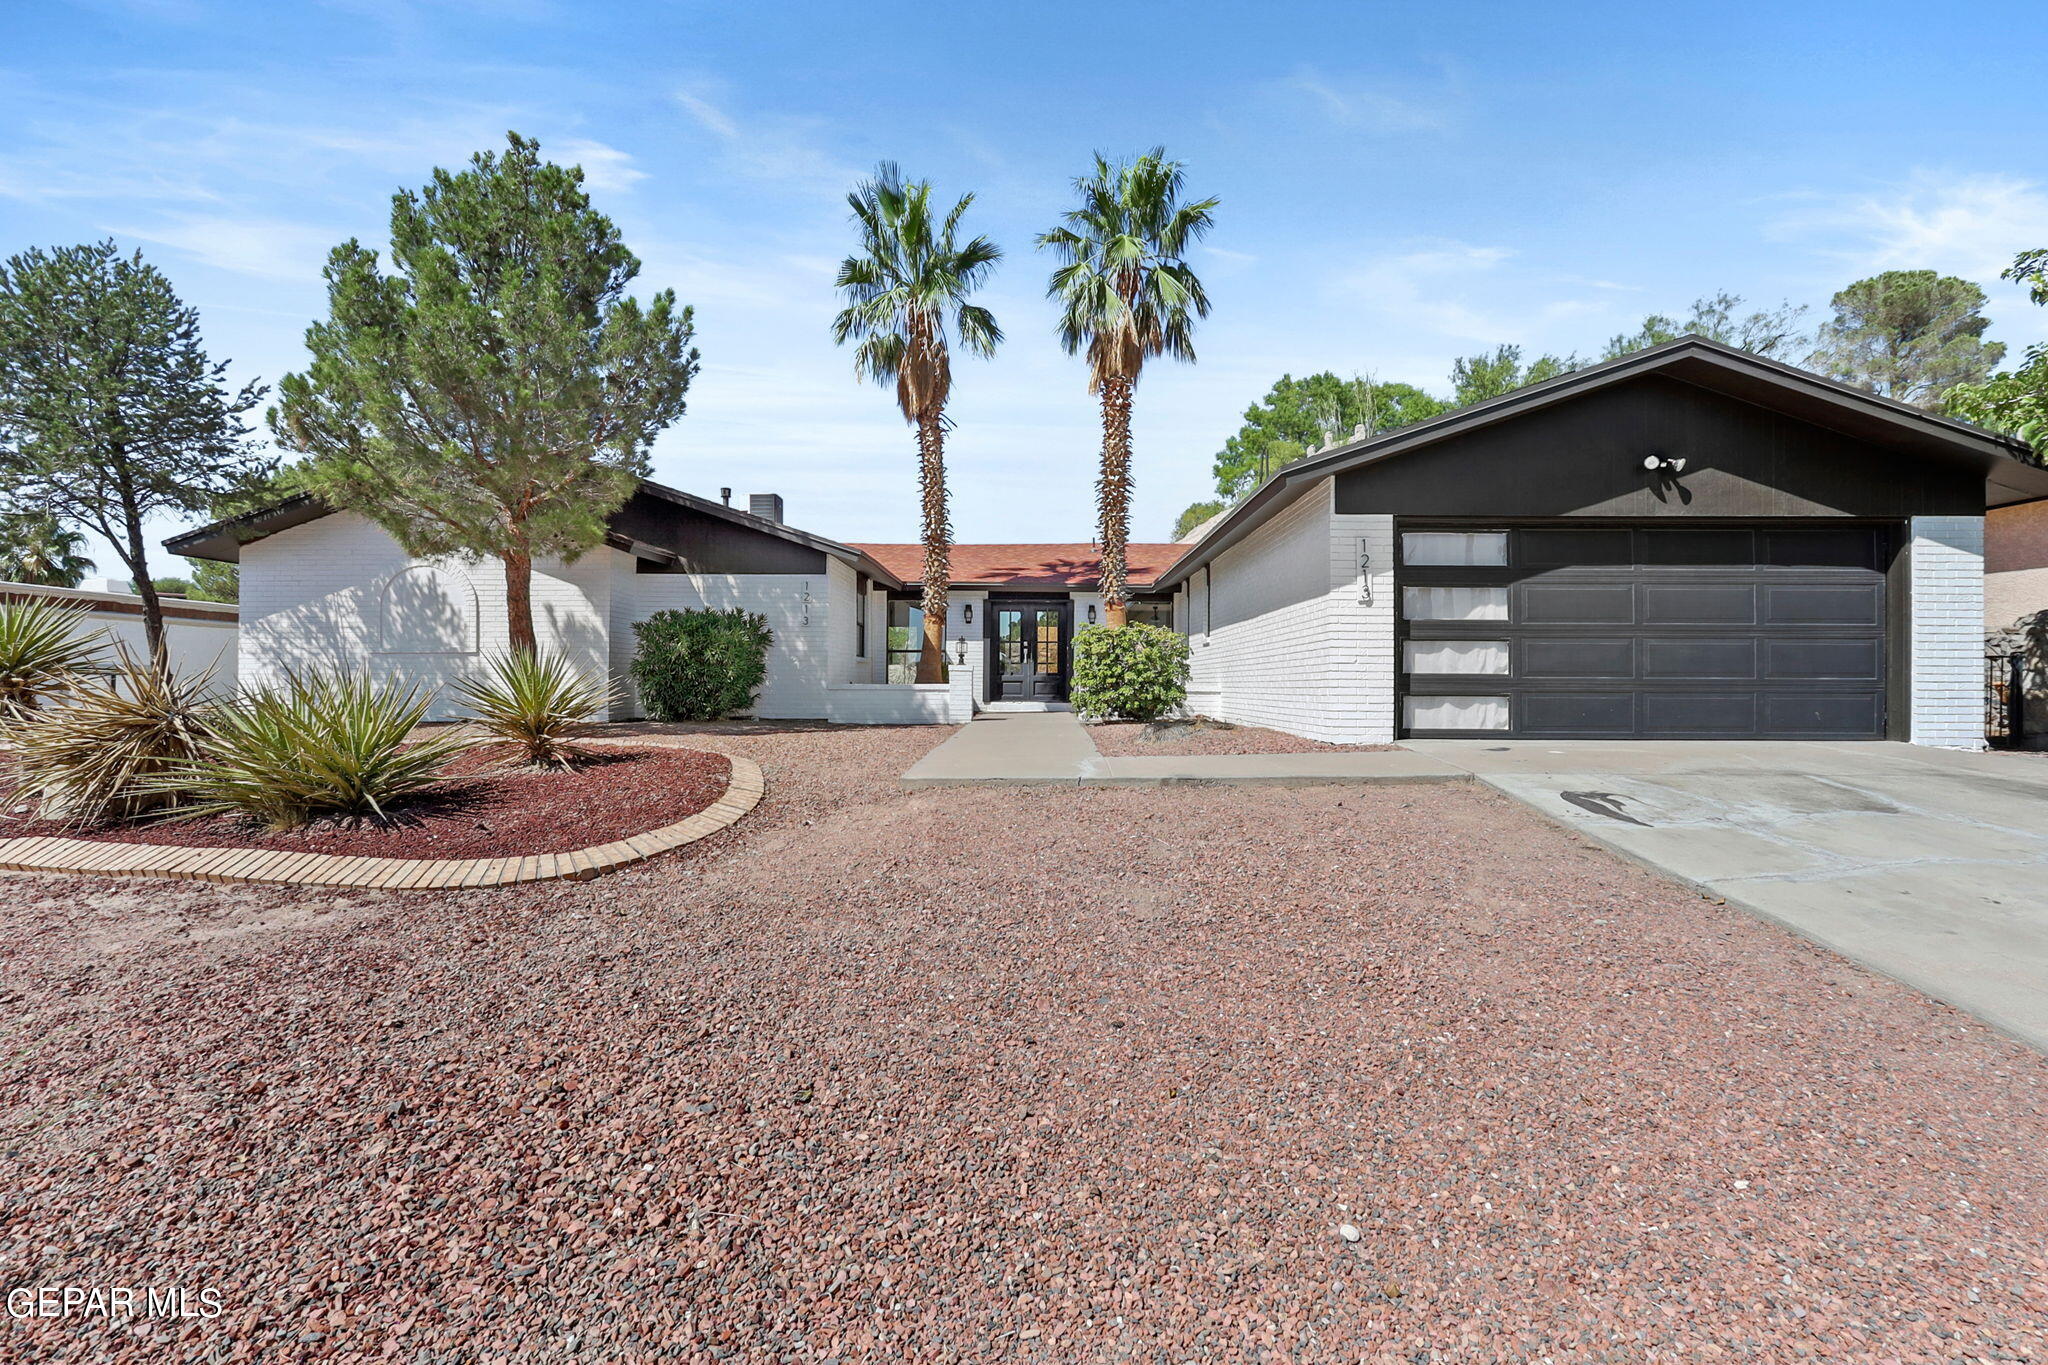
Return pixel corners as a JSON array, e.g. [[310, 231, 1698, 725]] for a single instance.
[[0, 510, 94, 587], [1042, 149, 1218, 627], [1947, 250, 2048, 453], [185, 557, 238, 603], [832, 162, 1002, 683], [274, 133, 698, 657], [1209, 372, 1444, 502], [1602, 291, 1809, 362], [1171, 499, 1224, 541], [1447, 344, 1579, 406], [0, 241, 267, 663], [1807, 270, 2004, 411]]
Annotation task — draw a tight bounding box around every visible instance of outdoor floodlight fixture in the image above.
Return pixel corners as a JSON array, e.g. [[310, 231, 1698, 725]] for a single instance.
[[1643, 454, 1687, 474]]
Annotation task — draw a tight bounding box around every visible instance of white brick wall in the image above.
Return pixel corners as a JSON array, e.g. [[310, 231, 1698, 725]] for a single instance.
[[240, 512, 619, 721], [243, 512, 963, 726], [1326, 512, 1398, 743], [1908, 515, 1987, 749], [1182, 480, 1396, 743]]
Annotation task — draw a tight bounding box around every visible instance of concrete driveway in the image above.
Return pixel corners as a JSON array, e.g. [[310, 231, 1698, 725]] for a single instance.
[[1407, 739, 2048, 1052]]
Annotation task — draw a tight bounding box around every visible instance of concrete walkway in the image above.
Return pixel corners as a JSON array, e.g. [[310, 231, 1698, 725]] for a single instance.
[[1408, 739, 2048, 1053], [900, 710, 1463, 787]]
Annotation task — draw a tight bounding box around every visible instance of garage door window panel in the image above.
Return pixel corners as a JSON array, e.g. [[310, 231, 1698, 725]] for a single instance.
[[1402, 694, 1510, 731], [1402, 585, 1508, 621], [1404, 640, 1510, 675], [1401, 531, 1508, 566], [1520, 583, 1634, 624], [1521, 637, 1635, 679], [1522, 693, 1636, 733], [1642, 638, 1756, 679], [1763, 584, 1883, 625]]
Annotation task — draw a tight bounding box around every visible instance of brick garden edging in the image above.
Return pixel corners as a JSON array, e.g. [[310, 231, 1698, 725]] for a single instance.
[[0, 755, 764, 891]]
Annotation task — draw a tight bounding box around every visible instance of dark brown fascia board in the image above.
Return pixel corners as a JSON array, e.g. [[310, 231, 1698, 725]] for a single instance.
[[1155, 335, 2039, 591], [611, 480, 908, 589], [163, 492, 328, 563], [166, 479, 909, 589]]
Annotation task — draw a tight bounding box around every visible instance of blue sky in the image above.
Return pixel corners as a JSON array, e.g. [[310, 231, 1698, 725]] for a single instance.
[[4, 0, 2045, 575]]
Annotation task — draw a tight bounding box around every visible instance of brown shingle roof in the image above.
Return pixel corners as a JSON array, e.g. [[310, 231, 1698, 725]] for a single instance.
[[849, 543, 1187, 589]]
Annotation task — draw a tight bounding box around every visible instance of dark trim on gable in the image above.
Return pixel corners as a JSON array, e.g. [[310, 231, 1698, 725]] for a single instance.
[[1156, 335, 2048, 591]]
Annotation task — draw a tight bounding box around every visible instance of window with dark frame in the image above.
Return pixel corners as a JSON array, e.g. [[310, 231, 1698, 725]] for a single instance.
[[855, 575, 868, 658]]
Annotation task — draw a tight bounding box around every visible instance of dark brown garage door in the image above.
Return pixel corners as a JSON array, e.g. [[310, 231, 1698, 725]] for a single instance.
[[1397, 524, 1890, 740]]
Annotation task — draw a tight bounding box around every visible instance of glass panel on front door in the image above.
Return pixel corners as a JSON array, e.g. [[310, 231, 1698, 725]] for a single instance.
[[993, 603, 1066, 701], [1035, 609, 1060, 675]]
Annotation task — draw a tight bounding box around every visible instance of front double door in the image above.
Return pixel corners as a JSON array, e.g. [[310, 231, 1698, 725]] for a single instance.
[[989, 599, 1070, 702]]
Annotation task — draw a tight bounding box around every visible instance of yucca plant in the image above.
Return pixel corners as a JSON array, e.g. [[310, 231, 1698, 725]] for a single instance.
[[157, 673, 473, 832], [0, 596, 105, 722], [449, 651, 610, 769], [7, 645, 215, 825]]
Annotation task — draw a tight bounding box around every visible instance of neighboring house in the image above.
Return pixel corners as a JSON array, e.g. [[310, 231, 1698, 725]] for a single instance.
[[0, 580, 238, 687], [1985, 500, 2048, 748], [1986, 500, 2048, 630], [1155, 337, 2048, 749], [166, 336, 2047, 747], [165, 484, 1182, 724]]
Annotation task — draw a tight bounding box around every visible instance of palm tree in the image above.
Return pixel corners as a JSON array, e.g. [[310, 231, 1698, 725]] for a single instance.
[[1040, 149, 1217, 626], [832, 163, 1002, 683], [0, 510, 94, 587]]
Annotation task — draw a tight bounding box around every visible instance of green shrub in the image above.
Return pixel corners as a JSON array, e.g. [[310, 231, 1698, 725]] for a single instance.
[[451, 651, 610, 769], [156, 673, 473, 831], [630, 608, 773, 722], [9, 645, 215, 825], [0, 596, 104, 721], [1070, 622, 1191, 721]]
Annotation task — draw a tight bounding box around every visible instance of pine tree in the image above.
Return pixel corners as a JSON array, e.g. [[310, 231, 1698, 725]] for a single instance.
[[273, 133, 699, 655], [1808, 270, 2005, 410]]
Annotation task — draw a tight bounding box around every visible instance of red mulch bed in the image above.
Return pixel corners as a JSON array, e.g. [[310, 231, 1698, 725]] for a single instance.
[[0, 744, 730, 859], [1088, 718, 1397, 756]]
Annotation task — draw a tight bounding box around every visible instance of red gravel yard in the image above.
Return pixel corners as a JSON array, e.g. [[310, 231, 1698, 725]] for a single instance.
[[1088, 718, 1395, 756], [0, 744, 729, 858], [3, 720, 2046, 1362]]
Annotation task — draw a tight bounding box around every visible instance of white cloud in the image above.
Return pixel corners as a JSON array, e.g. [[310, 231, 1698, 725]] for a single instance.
[[1327, 239, 1620, 366], [1199, 244, 1258, 270], [669, 81, 859, 195], [674, 86, 740, 140], [555, 138, 645, 192], [1273, 67, 1452, 133], [114, 213, 343, 281], [1773, 171, 2048, 284]]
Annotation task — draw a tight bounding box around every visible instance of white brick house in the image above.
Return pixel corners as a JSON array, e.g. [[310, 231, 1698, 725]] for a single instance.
[[170, 338, 2046, 747]]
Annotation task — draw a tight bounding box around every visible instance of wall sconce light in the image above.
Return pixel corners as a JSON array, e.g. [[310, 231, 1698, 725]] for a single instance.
[[1087, 604, 1098, 624], [963, 602, 973, 625], [1642, 453, 1687, 474]]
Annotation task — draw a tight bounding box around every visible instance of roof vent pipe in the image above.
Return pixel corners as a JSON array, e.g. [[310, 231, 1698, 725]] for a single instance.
[[749, 493, 784, 523], [720, 487, 732, 506]]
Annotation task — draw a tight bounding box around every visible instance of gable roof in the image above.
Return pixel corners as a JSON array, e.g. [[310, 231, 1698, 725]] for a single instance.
[[1157, 335, 2048, 591], [851, 542, 1187, 590], [164, 478, 908, 589]]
